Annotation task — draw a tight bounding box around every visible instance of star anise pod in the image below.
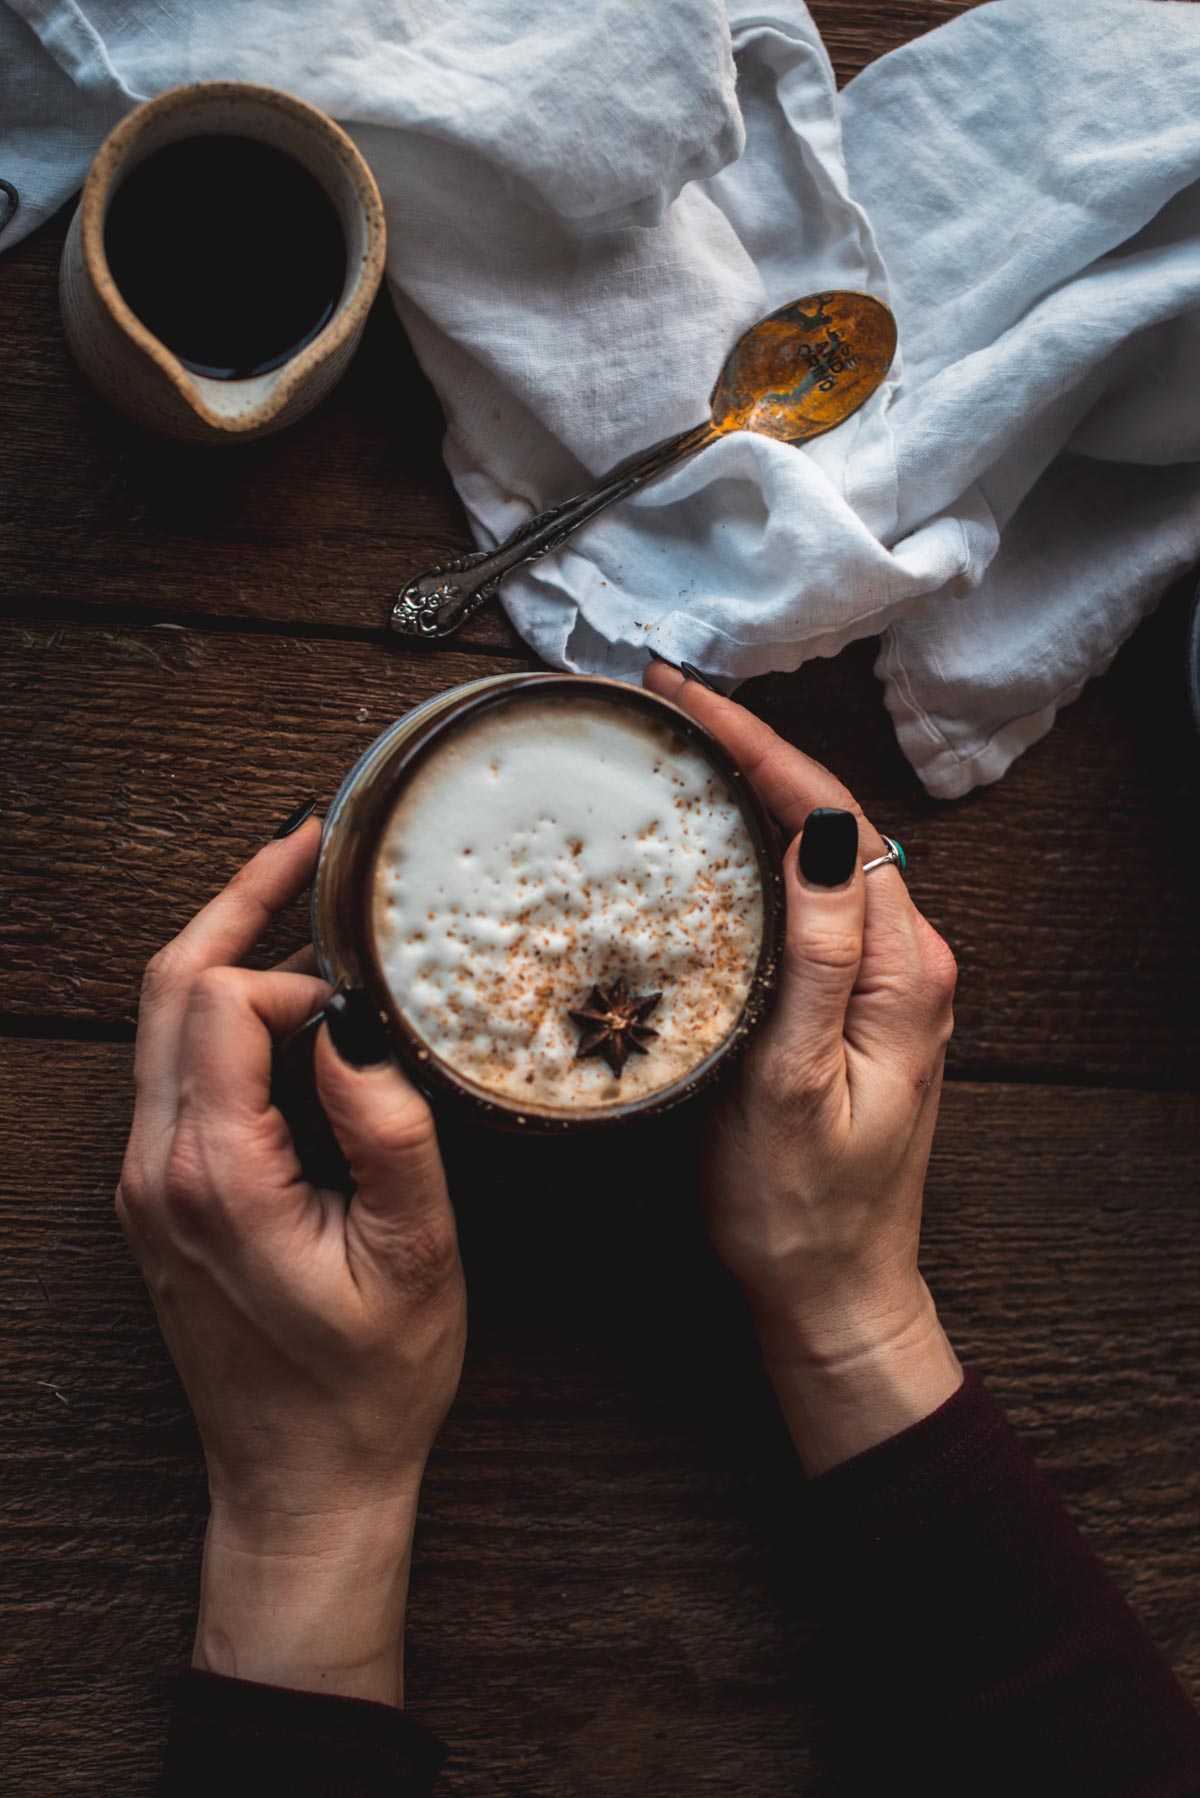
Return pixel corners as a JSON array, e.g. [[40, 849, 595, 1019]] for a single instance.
[[569, 977, 662, 1078]]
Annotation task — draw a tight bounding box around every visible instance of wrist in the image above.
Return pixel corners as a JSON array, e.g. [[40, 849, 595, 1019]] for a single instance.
[[195, 1492, 420, 1706], [755, 1278, 962, 1475], [750, 1265, 936, 1369]]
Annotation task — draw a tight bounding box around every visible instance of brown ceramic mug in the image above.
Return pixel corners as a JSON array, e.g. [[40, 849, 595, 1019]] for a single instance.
[[60, 82, 386, 443], [313, 673, 785, 1133]]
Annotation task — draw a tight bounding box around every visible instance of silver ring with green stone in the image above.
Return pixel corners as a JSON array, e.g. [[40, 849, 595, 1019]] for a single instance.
[[863, 835, 906, 876]]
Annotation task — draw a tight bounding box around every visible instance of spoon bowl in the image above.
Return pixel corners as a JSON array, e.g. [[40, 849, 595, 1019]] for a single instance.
[[392, 290, 897, 641], [710, 291, 896, 441]]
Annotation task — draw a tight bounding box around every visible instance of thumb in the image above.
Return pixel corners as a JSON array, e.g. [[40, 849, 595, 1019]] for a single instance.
[[768, 809, 865, 1088], [313, 990, 450, 1233]]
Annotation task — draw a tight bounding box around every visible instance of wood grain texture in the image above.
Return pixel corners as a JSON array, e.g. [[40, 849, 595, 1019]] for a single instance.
[[809, 0, 979, 83], [3, 580, 1198, 1087], [1, 1041, 1197, 1795], [0, 219, 524, 655]]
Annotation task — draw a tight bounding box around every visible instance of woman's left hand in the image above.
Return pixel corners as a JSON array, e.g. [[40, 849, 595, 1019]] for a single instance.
[[116, 816, 466, 1704], [643, 663, 961, 1473]]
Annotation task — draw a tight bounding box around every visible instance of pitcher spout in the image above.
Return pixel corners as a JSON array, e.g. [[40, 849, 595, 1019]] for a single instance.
[[177, 360, 316, 437]]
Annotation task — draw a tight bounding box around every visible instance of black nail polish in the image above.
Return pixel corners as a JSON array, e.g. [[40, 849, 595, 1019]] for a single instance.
[[798, 808, 859, 887], [325, 988, 392, 1067], [648, 650, 685, 674], [679, 661, 721, 693], [272, 798, 317, 840]]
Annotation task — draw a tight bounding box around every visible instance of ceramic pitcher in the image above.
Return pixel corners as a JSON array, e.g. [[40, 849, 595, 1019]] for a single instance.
[[60, 82, 386, 444]]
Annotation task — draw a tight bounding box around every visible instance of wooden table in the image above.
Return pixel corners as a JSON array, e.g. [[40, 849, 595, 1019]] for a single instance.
[[3, 6, 1198, 1790]]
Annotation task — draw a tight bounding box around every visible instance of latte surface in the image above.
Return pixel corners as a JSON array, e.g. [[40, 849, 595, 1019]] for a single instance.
[[371, 694, 764, 1110]]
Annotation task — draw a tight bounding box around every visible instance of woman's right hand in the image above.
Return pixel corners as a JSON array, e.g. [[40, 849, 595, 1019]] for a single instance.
[[644, 664, 962, 1473], [117, 819, 467, 1703]]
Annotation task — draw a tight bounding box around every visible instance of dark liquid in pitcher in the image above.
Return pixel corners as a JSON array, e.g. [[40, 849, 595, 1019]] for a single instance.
[[104, 136, 347, 380]]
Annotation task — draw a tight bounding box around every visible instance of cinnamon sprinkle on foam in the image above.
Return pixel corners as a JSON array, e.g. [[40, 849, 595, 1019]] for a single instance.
[[371, 697, 763, 1110]]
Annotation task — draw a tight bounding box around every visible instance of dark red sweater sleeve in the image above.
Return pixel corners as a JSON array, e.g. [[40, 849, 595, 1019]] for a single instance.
[[160, 1670, 446, 1796], [806, 1368, 1200, 1797], [160, 1375, 1199, 1795]]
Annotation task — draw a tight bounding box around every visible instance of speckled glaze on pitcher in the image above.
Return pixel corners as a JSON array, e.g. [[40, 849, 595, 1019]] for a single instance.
[[60, 82, 386, 444]]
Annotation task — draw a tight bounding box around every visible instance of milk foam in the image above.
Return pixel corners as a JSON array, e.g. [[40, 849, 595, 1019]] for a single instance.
[[371, 695, 764, 1111]]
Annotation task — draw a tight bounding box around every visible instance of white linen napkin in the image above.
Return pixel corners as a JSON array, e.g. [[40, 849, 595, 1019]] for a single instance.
[[4, 0, 1199, 797]]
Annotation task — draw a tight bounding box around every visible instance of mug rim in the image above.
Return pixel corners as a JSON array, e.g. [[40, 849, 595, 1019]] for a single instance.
[[316, 672, 786, 1133], [78, 80, 387, 436]]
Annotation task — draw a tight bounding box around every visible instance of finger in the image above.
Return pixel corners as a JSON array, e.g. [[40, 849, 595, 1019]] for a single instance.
[[272, 942, 319, 976], [756, 811, 865, 1102], [846, 912, 958, 1074], [124, 965, 328, 1211], [176, 968, 332, 1122], [132, 820, 322, 1132], [641, 666, 943, 1071], [313, 1009, 453, 1250], [643, 662, 925, 1003], [644, 662, 888, 856], [151, 818, 321, 988]]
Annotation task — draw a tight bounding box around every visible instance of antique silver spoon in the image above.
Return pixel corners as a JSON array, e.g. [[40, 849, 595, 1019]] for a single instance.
[[391, 290, 897, 642]]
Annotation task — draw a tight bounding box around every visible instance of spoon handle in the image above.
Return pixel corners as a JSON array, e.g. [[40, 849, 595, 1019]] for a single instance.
[[391, 419, 718, 641]]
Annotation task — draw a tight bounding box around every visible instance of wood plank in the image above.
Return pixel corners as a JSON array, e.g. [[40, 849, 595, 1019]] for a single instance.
[[0, 623, 539, 1012], [1, 1040, 1196, 1792], [0, 232, 524, 655], [3, 583, 1198, 1088], [810, 0, 979, 83]]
